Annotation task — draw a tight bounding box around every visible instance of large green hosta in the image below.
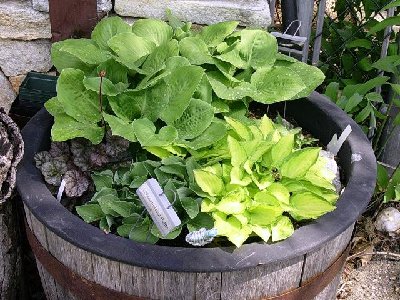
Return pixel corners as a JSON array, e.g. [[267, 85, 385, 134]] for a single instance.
[[46, 16, 324, 150]]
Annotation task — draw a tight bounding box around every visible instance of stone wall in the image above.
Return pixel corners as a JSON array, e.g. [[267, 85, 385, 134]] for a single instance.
[[0, 0, 271, 113]]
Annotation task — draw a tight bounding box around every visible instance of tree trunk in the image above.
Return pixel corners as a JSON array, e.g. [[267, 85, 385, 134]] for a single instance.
[[0, 108, 24, 299]]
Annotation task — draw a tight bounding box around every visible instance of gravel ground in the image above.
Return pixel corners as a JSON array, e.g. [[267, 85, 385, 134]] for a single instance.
[[337, 259, 400, 299]]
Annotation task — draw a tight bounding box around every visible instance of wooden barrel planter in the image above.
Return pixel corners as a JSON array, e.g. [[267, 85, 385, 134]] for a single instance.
[[17, 92, 376, 300]]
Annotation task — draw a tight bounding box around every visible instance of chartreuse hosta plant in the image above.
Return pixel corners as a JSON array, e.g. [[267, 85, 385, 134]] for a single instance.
[[192, 116, 338, 247], [39, 15, 336, 247]]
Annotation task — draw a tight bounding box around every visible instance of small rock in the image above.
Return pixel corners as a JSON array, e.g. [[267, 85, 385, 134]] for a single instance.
[[375, 207, 400, 236], [31, 0, 112, 13], [0, 71, 16, 113], [114, 0, 272, 28], [8, 75, 26, 94], [0, 39, 52, 77], [0, 1, 51, 40]]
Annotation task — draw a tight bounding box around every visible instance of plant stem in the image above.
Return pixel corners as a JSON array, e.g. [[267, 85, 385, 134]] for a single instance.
[[99, 71, 106, 129], [373, 92, 394, 151], [376, 124, 397, 159]]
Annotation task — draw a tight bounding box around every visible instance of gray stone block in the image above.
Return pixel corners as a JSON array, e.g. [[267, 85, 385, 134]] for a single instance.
[[0, 1, 51, 40], [31, 0, 112, 13], [0, 71, 16, 113], [114, 0, 272, 28], [0, 39, 52, 77]]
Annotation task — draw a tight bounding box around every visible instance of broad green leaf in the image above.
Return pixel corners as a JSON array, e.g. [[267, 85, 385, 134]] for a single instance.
[[103, 113, 137, 142], [49, 113, 104, 144], [60, 39, 111, 65], [282, 179, 338, 204], [45, 97, 64, 115], [230, 166, 252, 186], [96, 59, 128, 84], [289, 192, 335, 221], [193, 169, 224, 196], [259, 115, 275, 137], [213, 58, 240, 83], [228, 136, 247, 167], [140, 40, 179, 75], [160, 65, 204, 123], [187, 212, 215, 232], [271, 216, 294, 242], [183, 121, 227, 150], [225, 117, 252, 140], [83, 77, 127, 96], [377, 163, 389, 190], [207, 71, 254, 100], [56, 68, 102, 123], [141, 82, 171, 121], [368, 16, 400, 35], [128, 220, 159, 244], [91, 16, 132, 50], [173, 98, 214, 139], [372, 56, 400, 74], [108, 89, 145, 121], [92, 170, 113, 190], [180, 197, 200, 219], [344, 93, 363, 112], [216, 190, 247, 214], [344, 76, 390, 99], [76, 204, 105, 223], [240, 29, 278, 70], [251, 66, 305, 104], [151, 224, 182, 239], [132, 118, 177, 147], [199, 21, 239, 47], [216, 45, 247, 69], [213, 213, 251, 247], [194, 75, 213, 103], [365, 92, 383, 103], [165, 56, 191, 70], [248, 205, 283, 226], [285, 62, 325, 98], [280, 148, 321, 179], [201, 198, 217, 212], [108, 33, 156, 70], [51, 42, 94, 73], [243, 141, 272, 174], [355, 103, 373, 123], [267, 183, 290, 204], [391, 83, 400, 96], [103, 200, 135, 218], [90, 187, 118, 203], [179, 36, 213, 65], [251, 225, 271, 242], [131, 19, 173, 46], [269, 133, 294, 167]]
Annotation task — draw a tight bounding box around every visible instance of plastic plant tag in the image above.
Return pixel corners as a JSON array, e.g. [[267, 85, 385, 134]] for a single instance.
[[326, 125, 352, 155], [136, 178, 181, 237], [56, 179, 66, 202]]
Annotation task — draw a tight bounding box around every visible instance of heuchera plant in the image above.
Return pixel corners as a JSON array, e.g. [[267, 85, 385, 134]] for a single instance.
[[40, 15, 339, 247]]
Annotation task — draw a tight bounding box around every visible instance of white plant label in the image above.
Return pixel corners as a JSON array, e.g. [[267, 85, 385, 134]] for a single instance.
[[136, 178, 181, 237]]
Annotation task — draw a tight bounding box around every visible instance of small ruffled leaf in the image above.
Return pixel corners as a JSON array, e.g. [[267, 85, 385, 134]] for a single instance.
[[64, 170, 90, 197], [41, 160, 68, 186], [34, 151, 52, 169]]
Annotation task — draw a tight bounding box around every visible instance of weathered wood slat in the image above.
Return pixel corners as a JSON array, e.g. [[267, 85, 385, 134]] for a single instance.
[[163, 271, 196, 300], [302, 225, 354, 300], [195, 272, 222, 300], [221, 256, 304, 300]]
